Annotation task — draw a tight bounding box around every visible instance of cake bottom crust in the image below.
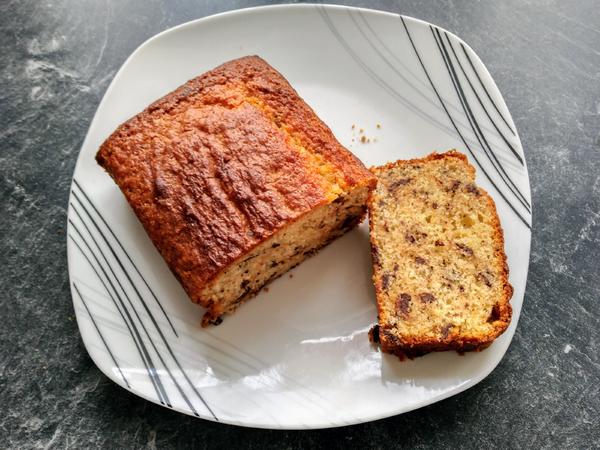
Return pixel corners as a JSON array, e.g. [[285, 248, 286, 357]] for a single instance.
[[369, 324, 498, 360]]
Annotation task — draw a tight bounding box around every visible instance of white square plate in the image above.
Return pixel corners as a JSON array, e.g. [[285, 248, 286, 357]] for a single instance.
[[67, 4, 531, 429]]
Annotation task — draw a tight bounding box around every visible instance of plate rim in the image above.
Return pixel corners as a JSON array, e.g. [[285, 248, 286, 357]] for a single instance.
[[67, 2, 532, 429]]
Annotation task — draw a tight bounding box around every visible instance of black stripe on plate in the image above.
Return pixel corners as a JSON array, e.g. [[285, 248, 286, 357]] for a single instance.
[[72, 186, 344, 423], [71, 235, 291, 426], [355, 9, 513, 156], [349, 10, 459, 125], [69, 232, 169, 405], [399, 16, 531, 229], [73, 282, 130, 389], [445, 34, 523, 165], [316, 6, 464, 144], [353, 8, 500, 145], [69, 202, 217, 420], [72, 179, 178, 337], [71, 191, 184, 346], [431, 26, 531, 212], [69, 211, 207, 416], [460, 42, 517, 136]]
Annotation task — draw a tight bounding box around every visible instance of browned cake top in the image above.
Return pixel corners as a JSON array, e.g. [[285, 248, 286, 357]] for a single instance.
[[96, 56, 374, 301]]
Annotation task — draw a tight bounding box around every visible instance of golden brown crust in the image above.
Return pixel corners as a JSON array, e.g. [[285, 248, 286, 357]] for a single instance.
[[371, 149, 472, 177], [368, 150, 512, 359], [96, 56, 375, 308]]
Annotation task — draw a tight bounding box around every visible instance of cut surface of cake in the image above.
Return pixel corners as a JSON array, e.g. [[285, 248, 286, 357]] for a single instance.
[[368, 150, 512, 358], [96, 56, 376, 326]]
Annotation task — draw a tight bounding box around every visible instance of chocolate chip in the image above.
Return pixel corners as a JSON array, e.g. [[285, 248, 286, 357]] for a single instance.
[[415, 256, 427, 265], [396, 293, 411, 318], [381, 273, 391, 291], [432, 202, 438, 209], [393, 263, 399, 272], [211, 317, 223, 326], [488, 303, 501, 322], [405, 230, 427, 244], [441, 323, 453, 338], [380, 328, 402, 346], [419, 292, 436, 303], [389, 178, 412, 191], [340, 214, 359, 231], [456, 242, 474, 256], [477, 272, 493, 287], [465, 183, 481, 196], [270, 261, 279, 268], [240, 279, 250, 289], [371, 245, 381, 266], [369, 324, 380, 343], [435, 240, 445, 247], [449, 180, 461, 193], [242, 254, 258, 263], [271, 243, 281, 248]]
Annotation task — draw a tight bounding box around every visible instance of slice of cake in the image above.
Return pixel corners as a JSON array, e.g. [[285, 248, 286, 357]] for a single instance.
[[96, 56, 376, 326], [368, 150, 512, 358]]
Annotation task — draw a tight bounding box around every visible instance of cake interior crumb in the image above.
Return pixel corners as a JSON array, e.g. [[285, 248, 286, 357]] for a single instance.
[[369, 152, 511, 351]]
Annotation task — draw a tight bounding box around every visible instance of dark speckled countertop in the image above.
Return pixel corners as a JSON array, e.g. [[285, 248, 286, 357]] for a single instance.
[[1, 0, 599, 448]]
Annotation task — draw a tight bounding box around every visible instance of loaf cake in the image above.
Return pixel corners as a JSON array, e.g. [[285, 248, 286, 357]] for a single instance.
[[368, 150, 512, 358], [96, 56, 376, 326]]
